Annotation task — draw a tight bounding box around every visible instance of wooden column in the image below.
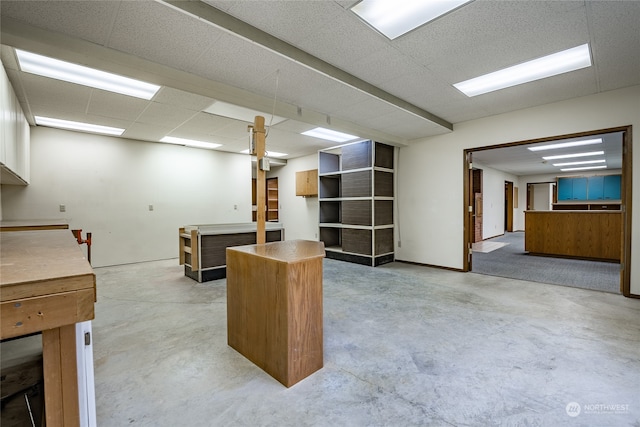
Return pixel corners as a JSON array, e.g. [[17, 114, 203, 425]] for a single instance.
[[254, 116, 266, 244]]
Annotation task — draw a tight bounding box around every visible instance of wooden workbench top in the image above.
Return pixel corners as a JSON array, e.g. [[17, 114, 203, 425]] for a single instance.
[[227, 240, 325, 263], [0, 229, 95, 302], [1, 219, 69, 232]]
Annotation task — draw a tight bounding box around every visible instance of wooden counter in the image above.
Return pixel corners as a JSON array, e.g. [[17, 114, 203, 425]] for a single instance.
[[0, 229, 96, 426], [179, 223, 284, 282], [226, 240, 325, 387], [524, 210, 622, 261], [1, 219, 69, 232]]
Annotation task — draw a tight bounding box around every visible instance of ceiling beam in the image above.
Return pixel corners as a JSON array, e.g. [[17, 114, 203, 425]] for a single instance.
[[163, 0, 454, 132], [0, 16, 409, 146]]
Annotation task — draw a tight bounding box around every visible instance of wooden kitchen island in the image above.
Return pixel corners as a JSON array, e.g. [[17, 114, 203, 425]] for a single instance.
[[0, 229, 96, 426], [226, 240, 325, 387], [524, 210, 622, 262]]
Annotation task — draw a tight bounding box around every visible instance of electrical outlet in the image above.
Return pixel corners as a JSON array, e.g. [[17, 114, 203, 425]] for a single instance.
[[59, 204, 66, 212], [148, 205, 154, 211], [234, 204, 238, 210], [398, 241, 402, 248]]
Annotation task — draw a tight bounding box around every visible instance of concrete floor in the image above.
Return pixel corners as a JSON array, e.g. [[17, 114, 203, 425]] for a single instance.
[[92, 259, 640, 426]]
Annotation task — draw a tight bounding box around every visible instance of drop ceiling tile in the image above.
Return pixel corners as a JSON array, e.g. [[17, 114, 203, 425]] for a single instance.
[[152, 87, 215, 112], [396, 1, 590, 83], [294, 10, 390, 66], [210, 0, 343, 48], [190, 34, 290, 94], [0, 0, 120, 46], [30, 106, 132, 130], [107, 1, 215, 74], [212, 120, 253, 139], [179, 112, 239, 135], [20, 74, 91, 112], [123, 122, 174, 142], [87, 91, 150, 122], [588, 2, 640, 92], [135, 102, 199, 128]]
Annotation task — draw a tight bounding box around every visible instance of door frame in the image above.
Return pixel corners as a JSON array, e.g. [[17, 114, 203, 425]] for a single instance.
[[463, 125, 633, 297], [504, 181, 514, 232]]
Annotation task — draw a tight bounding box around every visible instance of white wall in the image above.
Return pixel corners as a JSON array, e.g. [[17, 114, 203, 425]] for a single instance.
[[268, 153, 319, 241], [473, 161, 519, 238], [531, 183, 553, 211], [1, 127, 252, 267], [396, 85, 640, 295]]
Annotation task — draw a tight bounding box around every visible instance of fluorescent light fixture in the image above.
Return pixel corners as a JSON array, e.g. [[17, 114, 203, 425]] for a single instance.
[[35, 116, 124, 136], [560, 165, 607, 172], [204, 101, 287, 125], [351, 0, 472, 40], [240, 149, 288, 157], [16, 49, 160, 100], [454, 44, 592, 97], [528, 138, 602, 151], [160, 136, 221, 150], [552, 159, 606, 167], [542, 151, 604, 161], [301, 127, 359, 143]]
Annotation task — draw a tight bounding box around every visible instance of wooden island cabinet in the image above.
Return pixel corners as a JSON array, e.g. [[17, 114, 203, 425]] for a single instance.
[[524, 210, 622, 261], [226, 240, 325, 387]]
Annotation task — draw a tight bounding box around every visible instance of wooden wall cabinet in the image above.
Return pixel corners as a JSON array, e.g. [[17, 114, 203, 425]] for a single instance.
[[318, 140, 394, 266], [296, 169, 318, 197]]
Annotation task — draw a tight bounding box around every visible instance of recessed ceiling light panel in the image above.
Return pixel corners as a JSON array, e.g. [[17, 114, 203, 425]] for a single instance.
[[552, 159, 606, 167], [542, 151, 604, 161], [351, 0, 472, 40], [160, 136, 222, 150], [301, 127, 359, 143], [240, 149, 288, 157], [16, 49, 160, 100], [528, 138, 602, 151], [204, 101, 287, 125], [35, 116, 124, 136], [454, 44, 592, 97], [560, 165, 607, 172]]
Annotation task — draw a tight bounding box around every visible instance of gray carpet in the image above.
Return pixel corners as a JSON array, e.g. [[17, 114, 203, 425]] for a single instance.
[[471, 232, 620, 293]]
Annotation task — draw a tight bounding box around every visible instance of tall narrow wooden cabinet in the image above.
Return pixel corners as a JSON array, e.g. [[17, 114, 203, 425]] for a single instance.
[[252, 177, 279, 222], [318, 140, 394, 266]]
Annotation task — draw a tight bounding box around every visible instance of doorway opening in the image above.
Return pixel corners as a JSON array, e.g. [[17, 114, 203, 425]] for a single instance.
[[463, 126, 632, 297]]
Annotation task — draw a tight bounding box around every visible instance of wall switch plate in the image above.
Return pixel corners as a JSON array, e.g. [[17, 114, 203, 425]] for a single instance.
[[59, 204, 66, 212]]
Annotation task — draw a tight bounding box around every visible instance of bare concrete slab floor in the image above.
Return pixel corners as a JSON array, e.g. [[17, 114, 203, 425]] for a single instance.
[[92, 259, 640, 426]]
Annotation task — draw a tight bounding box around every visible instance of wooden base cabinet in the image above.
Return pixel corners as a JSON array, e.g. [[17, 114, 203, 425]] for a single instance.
[[524, 211, 621, 261], [318, 140, 395, 267], [226, 240, 325, 387]]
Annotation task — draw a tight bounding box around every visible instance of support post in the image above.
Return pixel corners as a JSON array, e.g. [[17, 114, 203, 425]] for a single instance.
[[254, 116, 266, 244]]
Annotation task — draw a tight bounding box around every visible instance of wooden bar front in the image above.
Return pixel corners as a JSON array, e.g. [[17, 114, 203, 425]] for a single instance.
[[226, 240, 325, 387], [524, 210, 622, 261], [1, 229, 96, 427]]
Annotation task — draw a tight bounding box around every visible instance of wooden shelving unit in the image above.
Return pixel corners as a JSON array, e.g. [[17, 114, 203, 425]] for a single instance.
[[252, 177, 279, 222], [318, 140, 394, 266]]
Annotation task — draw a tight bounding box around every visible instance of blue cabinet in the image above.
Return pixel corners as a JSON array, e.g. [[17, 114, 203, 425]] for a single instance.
[[603, 175, 621, 200], [572, 177, 587, 200], [587, 176, 604, 200], [557, 178, 573, 200], [557, 175, 621, 201]]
